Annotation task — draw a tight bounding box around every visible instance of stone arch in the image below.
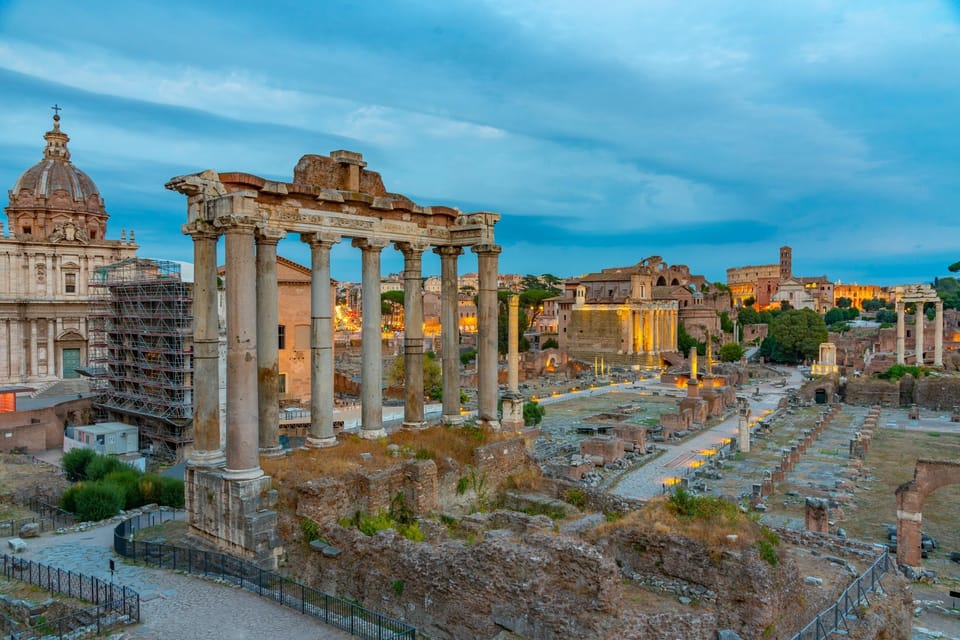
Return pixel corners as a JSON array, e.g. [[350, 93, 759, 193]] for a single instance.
[[671, 278, 679, 286], [895, 459, 960, 566], [656, 276, 666, 286]]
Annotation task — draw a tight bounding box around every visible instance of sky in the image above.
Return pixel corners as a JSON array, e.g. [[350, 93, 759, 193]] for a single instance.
[[1, 1, 958, 285]]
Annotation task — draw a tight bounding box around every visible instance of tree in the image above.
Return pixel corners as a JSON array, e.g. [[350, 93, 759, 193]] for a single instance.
[[742, 296, 756, 308], [862, 298, 884, 312], [497, 292, 530, 355], [719, 311, 734, 334], [737, 306, 760, 326], [950, 261, 960, 273], [381, 290, 405, 329], [541, 337, 559, 350], [678, 322, 705, 356], [876, 308, 898, 325], [767, 309, 828, 364], [824, 308, 844, 326], [779, 300, 792, 311], [387, 352, 443, 401], [519, 288, 556, 326], [836, 297, 852, 309], [719, 342, 745, 362]]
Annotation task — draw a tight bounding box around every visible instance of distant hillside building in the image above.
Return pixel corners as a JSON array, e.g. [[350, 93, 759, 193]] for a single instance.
[[0, 114, 137, 384]]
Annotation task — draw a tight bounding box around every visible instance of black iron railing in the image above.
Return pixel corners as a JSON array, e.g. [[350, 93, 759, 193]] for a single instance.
[[788, 549, 890, 640], [0, 553, 139, 639], [114, 511, 416, 639]]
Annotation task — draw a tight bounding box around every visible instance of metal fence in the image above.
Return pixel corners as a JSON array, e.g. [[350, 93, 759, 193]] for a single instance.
[[788, 549, 890, 640], [0, 498, 75, 539], [114, 511, 417, 640], [0, 553, 139, 639]]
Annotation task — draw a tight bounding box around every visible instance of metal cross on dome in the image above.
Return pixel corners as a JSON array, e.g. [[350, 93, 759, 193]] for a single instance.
[[51, 104, 62, 116]]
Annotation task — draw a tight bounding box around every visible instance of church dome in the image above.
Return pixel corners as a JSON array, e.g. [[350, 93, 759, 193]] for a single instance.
[[7, 114, 105, 216]]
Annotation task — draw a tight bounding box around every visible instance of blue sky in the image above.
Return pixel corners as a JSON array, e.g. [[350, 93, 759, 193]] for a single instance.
[[1, 1, 958, 285]]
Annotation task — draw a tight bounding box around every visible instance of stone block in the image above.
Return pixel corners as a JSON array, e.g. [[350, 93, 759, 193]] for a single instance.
[[7, 538, 26, 552], [18, 522, 39, 538]]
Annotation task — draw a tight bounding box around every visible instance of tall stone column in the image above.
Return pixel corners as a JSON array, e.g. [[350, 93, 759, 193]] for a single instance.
[[915, 303, 925, 365], [652, 309, 660, 353], [435, 246, 463, 425], [934, 301, 944, 367], [896, 300, 905, 365], [184, 222, 224, 467], [398, 242, 428, 429], [354, 238, 389, 439], [255, 227, 285, 456], [218, 212, 262, 480], [625, 310, 634, 354], [501, 294, 524, 430], [304, 233, 340, 447], [473, 244, 501, 430]]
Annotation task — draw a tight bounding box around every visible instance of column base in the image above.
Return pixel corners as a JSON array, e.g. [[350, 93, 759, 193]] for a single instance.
[[258, 446, 285, 458], [222, 466, 265, 481], [307, 435, 339, 448], [442, 414, 464, 426], [402, 421, 427, 430], [187, 449, 226, 468], [478, 418, 501, 431], [359, 428, 387, 440]]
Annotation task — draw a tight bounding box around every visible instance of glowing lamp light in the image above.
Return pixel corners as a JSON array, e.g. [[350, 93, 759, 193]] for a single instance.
[[699, 448, 718, 456], [664, 476, 682, 486], [689, 460, 704, 469]]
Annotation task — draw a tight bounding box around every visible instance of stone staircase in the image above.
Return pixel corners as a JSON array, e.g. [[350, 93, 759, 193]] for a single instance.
[[31, 378, 91, 398]]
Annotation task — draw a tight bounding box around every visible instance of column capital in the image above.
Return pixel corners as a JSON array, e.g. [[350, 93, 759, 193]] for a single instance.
[[433, 245, 464, 258], [301, 231, 342, 248], [214, 214, 260, 234], [395, 240, 431, 256], [182, 219, 219, 240], [255, 226, 286, 245], [352, 237, 390, 252], [471, 243, 502, 256]]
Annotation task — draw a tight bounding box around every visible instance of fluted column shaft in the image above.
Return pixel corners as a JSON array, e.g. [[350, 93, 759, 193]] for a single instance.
[[896, 300, 905, 365], [355, 238, 388, 438], [398, 242, 427, 429], [436, 246, 463, 425], [935, 301, 944, 367], [219, 213, 262, 479], [473, 244, 501, 430], [184, 223, 224, 467], [256, 227, 284, 455], [305, 234, 340, 447]]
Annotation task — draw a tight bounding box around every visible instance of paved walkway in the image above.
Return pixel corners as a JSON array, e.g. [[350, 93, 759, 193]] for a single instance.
[[17, 520, 355, 640], [610, 367, 803, 500]]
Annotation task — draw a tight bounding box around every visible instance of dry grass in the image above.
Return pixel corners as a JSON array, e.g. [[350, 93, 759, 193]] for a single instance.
[[588, 495, 763, 551], [262, 424, 514, 487]]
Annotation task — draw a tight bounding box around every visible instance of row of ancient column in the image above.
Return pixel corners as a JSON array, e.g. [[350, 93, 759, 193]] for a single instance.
[[895, 299, 944, 367], [626, 307, 677, 354], [185, 206, 502, 479]]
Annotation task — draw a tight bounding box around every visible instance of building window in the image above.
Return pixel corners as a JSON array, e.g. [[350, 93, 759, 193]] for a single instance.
[[278, 325, 286, 350], [278, 373, 287, 394], [64, 273, 77, 293]]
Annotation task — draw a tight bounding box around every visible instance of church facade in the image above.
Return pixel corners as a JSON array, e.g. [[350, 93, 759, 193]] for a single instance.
[[0, 114, 137, 384]]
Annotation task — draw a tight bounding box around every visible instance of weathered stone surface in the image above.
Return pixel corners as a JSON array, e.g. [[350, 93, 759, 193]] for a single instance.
[[7, 538, 25, 552], [18, 522, 39, 538]]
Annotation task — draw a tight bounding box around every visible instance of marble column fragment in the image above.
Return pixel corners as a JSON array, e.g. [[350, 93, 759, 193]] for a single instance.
[[435, 246, 463, 425], [354, 238, 389, 439], [256, 226, 285, 456], [304, 233, 340, 447]]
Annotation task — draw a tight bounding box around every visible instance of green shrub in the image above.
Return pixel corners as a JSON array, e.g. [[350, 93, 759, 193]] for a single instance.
[[61, 448, 96, 482], [86, 454, 126, 481], [358, 512, 394, 537], [398, 521, 424, 542], [138, 473, 165, 504], [159, 478, 185, 508], [391, 579, 404, 597], [74, 482, 124, 522], [301, 518, 321, 542], [563, 487, 587, 509], [59, 483, 85, 513], [757, 526, 781, 566], [667, 487, 740, 521], [104, 470, 143, 509], [523, 401, 545, 426], [414, 448, 436, 461]]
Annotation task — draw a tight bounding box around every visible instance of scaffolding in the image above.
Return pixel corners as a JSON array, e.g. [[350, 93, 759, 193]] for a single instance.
[[87, 258, 193, 463]]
